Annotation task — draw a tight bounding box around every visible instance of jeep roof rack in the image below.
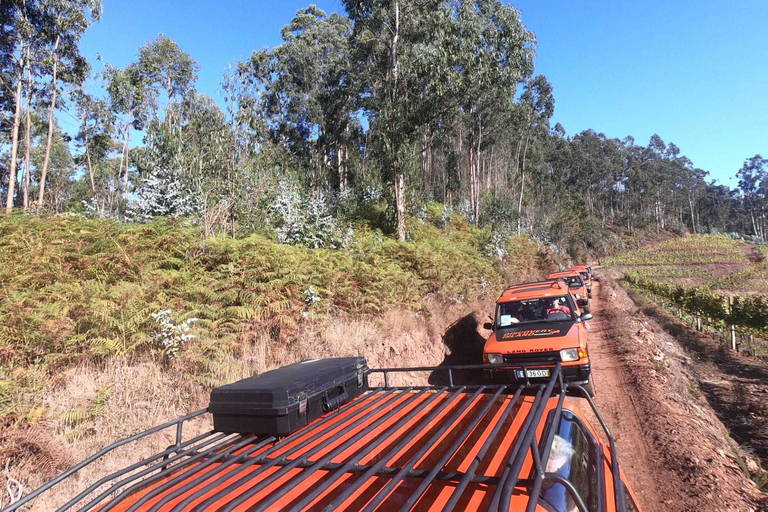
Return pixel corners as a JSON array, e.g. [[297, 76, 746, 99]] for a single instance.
[[2, 362, 628, 512], [498, 280, 570, 301]]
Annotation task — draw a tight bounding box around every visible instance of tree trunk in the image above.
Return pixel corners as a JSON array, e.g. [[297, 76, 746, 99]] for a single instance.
[[688, 196, 696, 234], [517, 132, 530, 233], [121, 126, 131, 197], [421, 131, 429, 194], [474, 118, 482, 222], [37, 35, 61, 209], [395, 170, 406, 240], [390, 1, 406, 241], [85, 130, 96, 193], [23, 57, 32, 210], [5, 51, 25, 213]]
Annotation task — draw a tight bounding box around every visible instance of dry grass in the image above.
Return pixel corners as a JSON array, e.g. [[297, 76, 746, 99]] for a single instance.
[[0, 294, 498, 509]]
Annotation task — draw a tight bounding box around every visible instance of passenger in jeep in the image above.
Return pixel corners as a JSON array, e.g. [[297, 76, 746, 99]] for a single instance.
[[547, 297, 572, 316]]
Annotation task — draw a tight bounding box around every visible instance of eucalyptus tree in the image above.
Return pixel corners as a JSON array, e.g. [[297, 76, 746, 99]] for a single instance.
[[103, 63, 151, 195], [134, 34, 199, 128], [451, 0, 535, 223], [344, 0, 470, 239], [74, 88, 113, 194], [244, 6, 356, 190], [35, 0, 102, 209], [2, 0, 45, 212], [31, 117, 73, 211], [737, 155, 768, 238], [516, 75, 553, 230]]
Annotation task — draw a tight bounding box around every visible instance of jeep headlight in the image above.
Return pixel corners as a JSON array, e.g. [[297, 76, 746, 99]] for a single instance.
[[485, 353, 504, 364], [560, 348, 582, 362], [575, 293, 584, 299]]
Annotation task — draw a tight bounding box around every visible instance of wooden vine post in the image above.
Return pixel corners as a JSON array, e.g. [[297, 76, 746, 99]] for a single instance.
[[728, 296, 737, 352]]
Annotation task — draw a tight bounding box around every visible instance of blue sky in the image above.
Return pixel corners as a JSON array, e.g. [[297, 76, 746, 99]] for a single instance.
[[72, 0, 768, 185]]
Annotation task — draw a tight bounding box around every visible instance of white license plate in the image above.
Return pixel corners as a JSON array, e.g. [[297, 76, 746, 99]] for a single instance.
[[516, 369, 551, 379]]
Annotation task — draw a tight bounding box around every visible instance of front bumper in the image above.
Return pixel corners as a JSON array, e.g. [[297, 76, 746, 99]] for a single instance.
[[485, 362, 591, 386]]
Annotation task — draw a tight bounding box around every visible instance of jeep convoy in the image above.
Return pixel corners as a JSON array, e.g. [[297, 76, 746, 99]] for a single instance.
[[546, 270, 590, 313], [5, 264, 646, 512], [482, 279, 595, 396]]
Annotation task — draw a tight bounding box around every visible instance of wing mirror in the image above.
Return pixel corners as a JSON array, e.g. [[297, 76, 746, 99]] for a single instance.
[[580, 313, 593, 322], [483, 322, 495, 331]]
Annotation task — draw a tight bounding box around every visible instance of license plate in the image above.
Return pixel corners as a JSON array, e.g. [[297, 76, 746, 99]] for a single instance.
[[516, 369, 551, 379]]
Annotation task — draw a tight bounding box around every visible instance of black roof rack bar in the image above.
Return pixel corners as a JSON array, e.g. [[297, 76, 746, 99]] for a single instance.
[[359, 386, 489, 512], [185, 388, 401, 512], [210, 455, 504, 484], [396, 385, 506, 512], [143, 435, 278, 512], [596, 443, 606, 512], [440, 386, 523, 512], [244, 389, 429, 512], [570, 385, 627, 512], [523, 383, 567, 512], [220, 388, 424, 512], [76, 434, 239, 512], [488, 384, 547, 512], [371, 361, 559, 391], [288, 386, 458, 512], [320, 385, 470, 511], [53, 429, 220, 512], [503, 279, 562, 290], [60, 431, 230, 512], [495, 363, 563, 512], [329, 385, 483, 512], [2, 408, 207, 512], [541, 473, 590, 512], [99, 434, 257, 512]]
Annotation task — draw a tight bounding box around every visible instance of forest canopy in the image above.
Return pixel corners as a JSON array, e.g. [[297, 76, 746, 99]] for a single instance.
[[1, 0, 767, 256]]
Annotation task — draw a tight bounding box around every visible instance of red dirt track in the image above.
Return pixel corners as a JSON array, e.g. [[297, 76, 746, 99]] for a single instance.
[[584, 275, 766, 512]]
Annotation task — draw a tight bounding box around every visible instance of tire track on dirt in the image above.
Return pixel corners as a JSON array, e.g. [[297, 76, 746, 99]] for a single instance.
[[584, 280, 665, 512]]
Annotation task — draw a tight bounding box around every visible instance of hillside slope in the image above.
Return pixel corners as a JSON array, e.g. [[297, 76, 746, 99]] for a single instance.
[[0, 214, 556, 503]]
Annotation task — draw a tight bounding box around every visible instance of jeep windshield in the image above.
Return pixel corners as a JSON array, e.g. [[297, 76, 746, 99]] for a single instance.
[[496, 296, 576, 327], [559, 275, 584, 288]]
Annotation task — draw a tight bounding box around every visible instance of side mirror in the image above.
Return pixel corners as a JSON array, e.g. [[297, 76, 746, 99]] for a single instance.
[[580, 313, 593, 321], [483, 322, 495, 331]]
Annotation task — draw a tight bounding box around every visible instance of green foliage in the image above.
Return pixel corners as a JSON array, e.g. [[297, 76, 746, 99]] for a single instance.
[[604, 235, 746, 266], [0, 215, 545, 415], [624, 273, 768, 334]]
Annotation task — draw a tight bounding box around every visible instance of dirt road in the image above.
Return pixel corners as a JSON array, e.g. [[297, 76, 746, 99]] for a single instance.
[[584, 275, 765, 512], [582, 281, 667, 511]]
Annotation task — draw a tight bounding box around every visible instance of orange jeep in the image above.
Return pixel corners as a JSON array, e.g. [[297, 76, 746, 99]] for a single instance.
[[571, 264, 594, 298], [483, 280, 595, 395], [6, 359, 641, 512], [547, 270, 590, 313]]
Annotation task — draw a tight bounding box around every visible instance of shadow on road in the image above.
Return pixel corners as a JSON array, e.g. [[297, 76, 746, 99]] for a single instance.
[[428, 312, 490, 386]]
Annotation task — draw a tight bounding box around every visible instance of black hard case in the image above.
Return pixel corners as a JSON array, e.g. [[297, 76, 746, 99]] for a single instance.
[[208, 357, 370, 436]]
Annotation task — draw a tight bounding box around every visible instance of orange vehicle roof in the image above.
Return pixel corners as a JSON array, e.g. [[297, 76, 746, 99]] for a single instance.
[[497, 280, 570, 303], [98, 391, 560, 512], [17, 365, 639, 512]]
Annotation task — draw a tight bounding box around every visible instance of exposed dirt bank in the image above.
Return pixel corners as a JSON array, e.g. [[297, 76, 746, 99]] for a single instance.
[[595, 274, 766, 511]]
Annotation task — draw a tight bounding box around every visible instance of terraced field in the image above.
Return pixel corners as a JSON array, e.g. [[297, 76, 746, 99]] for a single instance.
[[605, 233, 768, 355], [603, 234, 765, 291]]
